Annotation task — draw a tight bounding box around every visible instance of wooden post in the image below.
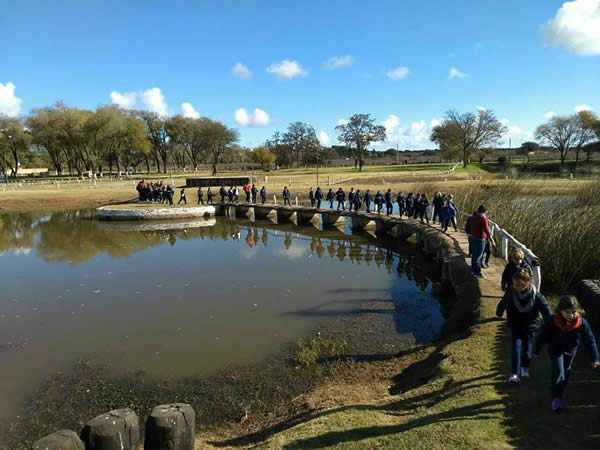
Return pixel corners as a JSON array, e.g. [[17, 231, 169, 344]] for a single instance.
[[81, 408, 140, 450], [31, 430, 84, 450], [273, 194, 277, 205], [144, 403, 195, 450]]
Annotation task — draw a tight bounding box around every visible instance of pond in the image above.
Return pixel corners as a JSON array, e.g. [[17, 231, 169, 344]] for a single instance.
[[0, 210, 446, 423]]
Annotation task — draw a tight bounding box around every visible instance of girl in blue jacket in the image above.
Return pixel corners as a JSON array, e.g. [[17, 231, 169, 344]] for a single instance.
[[497, 269, 552, 383], [440, 199, 457, 232], [534, 296, 600, 411]]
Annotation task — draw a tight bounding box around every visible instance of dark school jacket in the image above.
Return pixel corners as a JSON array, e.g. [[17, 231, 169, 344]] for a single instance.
[[374, 193, 384, 204], [496, 287, 551, 332], [535, 315, 599, 361], [501, 261, 533, 291], [364, 192, 373, 203], [384, 192, 393, 203]]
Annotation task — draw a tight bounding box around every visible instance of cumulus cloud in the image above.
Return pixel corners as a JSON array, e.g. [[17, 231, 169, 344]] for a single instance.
[[386, 67, 409, 80], [182, 102, 200, 119], [477, 106, 487, 112], [337, 119, 349, 126], [383, 114, 400, 133], [379, 115, 437, 150], [540, 0, 600, 55], [499, 118, 509, 126], [319, 131, 330, 146], [234, 108, 270, 127], [232, 62, 252, 79], [141, 87, 168, 116], [0, 82, 22, 116], [110, 91, 137, 109], [266, 59, 307, 79], [544, 111, 556, 119], [448, 67, 470, 79], [430, 119, 441, 128], [574, 104, 592, 112], [323, 55, 354, 70], [508, 126, 522, 135]]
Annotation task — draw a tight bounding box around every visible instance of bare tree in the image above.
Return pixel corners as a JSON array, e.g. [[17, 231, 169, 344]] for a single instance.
[[535, 116, 580, 164], [431, 109, 507, 168]]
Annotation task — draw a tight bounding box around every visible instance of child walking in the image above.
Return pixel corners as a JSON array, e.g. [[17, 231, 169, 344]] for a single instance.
[[501, 249, 533, 291], [497, 269, 551, 383], [178, 188, 187, 205], [534, 296, 600, 411]]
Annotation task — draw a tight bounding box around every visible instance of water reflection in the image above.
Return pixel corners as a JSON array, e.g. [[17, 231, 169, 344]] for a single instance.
[[0, 210, 442, 420]]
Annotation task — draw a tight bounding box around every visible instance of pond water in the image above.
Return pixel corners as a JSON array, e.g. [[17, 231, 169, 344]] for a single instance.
[[0, 210, 445, 420]]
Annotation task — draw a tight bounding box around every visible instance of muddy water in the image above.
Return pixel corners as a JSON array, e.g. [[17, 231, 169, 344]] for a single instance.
[[0, 210, 445, 420]]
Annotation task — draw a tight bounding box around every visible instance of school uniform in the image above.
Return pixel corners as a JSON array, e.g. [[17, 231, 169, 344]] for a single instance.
[[178, 189, 187, 205], [535, 314, 599, 400], [207, 189, 213, 204], [396, 194, 406, 217], [326, 191, 335, 208], [374, 192, 384, 213], [497, 286, 552, 376], [283, 188, 291, 206], [260, 187, 267, 204], [501, 261, 533, 291], [432, 195, 444, 224], [384, 192, 393, 215], [441, 203, 457, 232], [419, 198, 429, 223], [364, 192, 373, 213], [315, 189, 323, 208], [348, 191, 355, 211], [197, 189, 204, 205], [406, 195, 414, 217], [219, 187, 226, 202], [309, 189, 315, 207], [251, 186, 258, 204], [336, 190, 345, 210], [354, 192, 362, 211]]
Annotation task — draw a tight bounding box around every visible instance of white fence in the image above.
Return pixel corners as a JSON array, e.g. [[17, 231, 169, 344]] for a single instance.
[[461, 212, 541, 290]]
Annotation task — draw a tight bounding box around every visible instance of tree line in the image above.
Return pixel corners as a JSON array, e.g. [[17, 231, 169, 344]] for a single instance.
[[0, 103, 239, 177], [431, 109, 600, 167], [1, 104, 599, 178]]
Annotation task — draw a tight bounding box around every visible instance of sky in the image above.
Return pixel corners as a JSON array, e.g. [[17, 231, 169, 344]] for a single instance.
[[1, 0, 600, 150]]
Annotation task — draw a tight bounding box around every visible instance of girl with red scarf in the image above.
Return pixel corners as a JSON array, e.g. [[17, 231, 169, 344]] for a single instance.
[[534, 296, 600, 411]]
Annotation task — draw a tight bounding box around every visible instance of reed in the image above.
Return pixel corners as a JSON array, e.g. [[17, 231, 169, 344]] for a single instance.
[[424, 180, 600, 292]]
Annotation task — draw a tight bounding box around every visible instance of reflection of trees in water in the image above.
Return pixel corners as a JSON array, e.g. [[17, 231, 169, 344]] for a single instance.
[[0, 212, 430, 288]]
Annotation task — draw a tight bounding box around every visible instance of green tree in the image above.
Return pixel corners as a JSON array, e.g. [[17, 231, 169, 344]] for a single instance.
[[251, 146, 276, 171], [519, 141, 539, 163], [335, 113, 386, 171], [27, 106, 66, 175], [203, 120, 239, 175], [265, 131, 292, 169], [0, 116, 32, 177], [431, 109, 507, 168], [282, 122, 320, 168], [138, 111, 170, 173], [573, 111, 599, 165]]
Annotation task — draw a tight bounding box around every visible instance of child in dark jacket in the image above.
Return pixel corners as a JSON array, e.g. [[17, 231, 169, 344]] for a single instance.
[[501, 249, 533, 291], [534, 296, 600, 411], [497, 269, 552, 383], [440, 199, 457, 232]]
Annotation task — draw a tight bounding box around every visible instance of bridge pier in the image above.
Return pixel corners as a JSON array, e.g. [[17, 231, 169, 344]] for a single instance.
[[276, 207, 295, 223], [296, 208, 317, 225], [350, 213, 373, 231], [374, 217, 397, 235], [320, 211, 343, 228], [253, 205, 274, 220], [214, 203, 229, 216], [235, 204, 252, 219]]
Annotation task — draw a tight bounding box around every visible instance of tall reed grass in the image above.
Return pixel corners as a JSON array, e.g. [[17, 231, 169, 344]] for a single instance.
[[411, 180, 600, 292]]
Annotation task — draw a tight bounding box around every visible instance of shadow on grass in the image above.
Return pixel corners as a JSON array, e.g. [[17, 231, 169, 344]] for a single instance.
[[492, 318, 600, 449]]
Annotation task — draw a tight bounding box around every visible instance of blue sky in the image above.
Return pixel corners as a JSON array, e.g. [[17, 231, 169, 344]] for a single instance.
[[1, 0, 599, 149]]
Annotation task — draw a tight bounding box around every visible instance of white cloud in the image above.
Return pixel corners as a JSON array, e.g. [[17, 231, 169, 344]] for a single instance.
[[266, 59, 307, 79], [141, 87, 168, 116], [540, 0, 600, 55], [337, 119, 348, 126], [477, 105, 487, 112], [508, 126, 522, 135], [574, 104, 592, 112], [274, 243, 308, 260], [232, 62, 252, 79], [234, 108, 270, 127], [386, 67, 409, 80], [319, 131, 330, 146], [383, 114, 400, 133], [430, 119, 441, 128], [0, 82, 22, 116], [323, 55, 354, 70], [448, 67, 470, 79], [544, 111, 556, 119], [499, 118, 509, 126], [181, 102, 200, 119], [110, 91, 137, 109]]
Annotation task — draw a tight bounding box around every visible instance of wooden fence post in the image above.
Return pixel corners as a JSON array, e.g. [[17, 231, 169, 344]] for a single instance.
[[144, 403, 195, 450]]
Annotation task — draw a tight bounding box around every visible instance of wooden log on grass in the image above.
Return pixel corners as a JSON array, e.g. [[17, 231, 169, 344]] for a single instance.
[[81, 408, 140, 450], [144, 403, 195, 450], [31, 430, 84, 450]]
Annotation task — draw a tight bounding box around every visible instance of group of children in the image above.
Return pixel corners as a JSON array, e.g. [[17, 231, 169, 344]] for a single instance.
[[497, 249, 599, 411], [135, 180, 175, 205]]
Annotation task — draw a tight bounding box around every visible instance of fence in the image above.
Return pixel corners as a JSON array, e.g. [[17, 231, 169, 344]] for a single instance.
[[460, 212, 541, 290]]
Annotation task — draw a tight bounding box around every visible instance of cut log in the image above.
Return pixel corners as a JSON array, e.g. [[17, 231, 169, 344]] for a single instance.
[[144, 403, 195, 450]]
